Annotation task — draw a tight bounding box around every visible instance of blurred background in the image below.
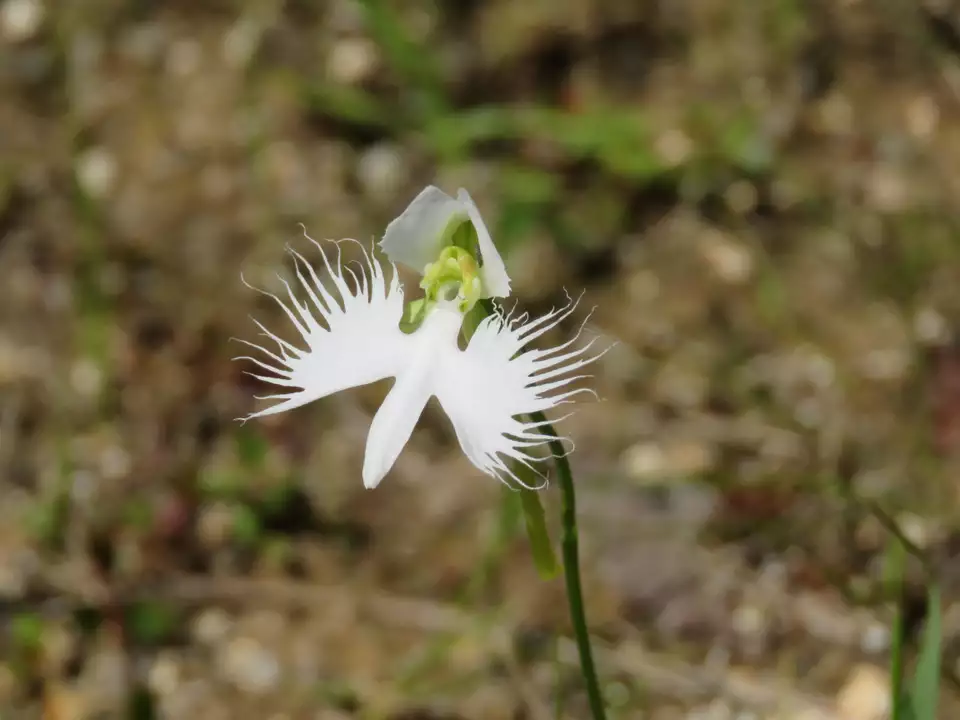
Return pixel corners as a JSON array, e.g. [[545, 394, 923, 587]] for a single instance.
[[3, 0, 960, 718]]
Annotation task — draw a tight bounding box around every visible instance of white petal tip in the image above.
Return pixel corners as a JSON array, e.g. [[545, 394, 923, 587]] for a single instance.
[[362, 466, 385, 490], [480, 267, 512, 299]]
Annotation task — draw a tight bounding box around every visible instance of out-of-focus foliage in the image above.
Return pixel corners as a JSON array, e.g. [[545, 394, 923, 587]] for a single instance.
[[2, 0, 960, 717]]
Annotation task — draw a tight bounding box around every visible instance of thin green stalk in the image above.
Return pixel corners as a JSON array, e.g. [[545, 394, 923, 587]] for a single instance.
[[530, 409, 606, 720], [469, 301, 605, 718]]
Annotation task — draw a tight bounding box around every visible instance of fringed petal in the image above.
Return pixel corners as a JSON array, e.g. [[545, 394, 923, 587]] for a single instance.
[[433, 295, 606, 487], [235, 235, 410, 422]]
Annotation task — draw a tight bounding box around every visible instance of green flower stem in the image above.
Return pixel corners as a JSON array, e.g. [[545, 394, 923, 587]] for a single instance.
[[471, 299, 606, 719], [529, 409, 606, 720]]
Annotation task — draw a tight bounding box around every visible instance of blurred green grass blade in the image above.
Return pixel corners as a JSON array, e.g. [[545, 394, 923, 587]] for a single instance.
[[496, 199, 545, 255], [356, 0, 447, 117], [127, 601, 180, 645], [236, 424, 268, 468], [887, 538, 907, 720], [426, 106, 523, 158], [499, 164, 561, 205], [428, 105, 663, 179], [907, 584, 941, 720], [464, 479, 525, 599], [302, 81, 395, 129], [231, 503, 263, 547], [11, 613, 44, 654]]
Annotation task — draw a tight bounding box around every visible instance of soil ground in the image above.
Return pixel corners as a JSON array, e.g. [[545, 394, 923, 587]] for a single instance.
[[3, 0, 960, 718]]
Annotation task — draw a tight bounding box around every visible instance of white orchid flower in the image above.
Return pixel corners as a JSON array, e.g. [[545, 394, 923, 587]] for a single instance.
[[235, 233, 604, 491], [380, 185, 511, 299]]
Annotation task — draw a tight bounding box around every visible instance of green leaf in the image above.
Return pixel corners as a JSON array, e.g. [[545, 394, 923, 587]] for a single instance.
[[425, 106, 519, 157], [261, 481, 296, 516], [198, 470, 243, 499], [356, 0, 447, 119], [754, 267, 788, 325], [496, 199, 544, 255], [262, 536, 295, 569], [231, 504, 262, 547], [517, 483, 558, 579], [122, 498, 155, 531], [23, 494, 68, 549], [11, 613, 44, 653], [127, 686, 157, 720], [499, 165, 560, 205], [301, 81, 394, 129], [127, 601, 179, 645], [236, 424, 268, 468], [907, 584, 942, 720]]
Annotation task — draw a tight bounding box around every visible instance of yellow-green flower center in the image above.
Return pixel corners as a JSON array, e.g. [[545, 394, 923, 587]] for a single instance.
[[420, 246, 482, 313]]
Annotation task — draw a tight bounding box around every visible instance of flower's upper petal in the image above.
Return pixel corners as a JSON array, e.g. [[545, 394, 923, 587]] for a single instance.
[[235, 238, 412, 421], [380, 186, 465, 272], [362, 307, 462, 488], [433, 297, 604, 487], [457, 189, 511, 298]]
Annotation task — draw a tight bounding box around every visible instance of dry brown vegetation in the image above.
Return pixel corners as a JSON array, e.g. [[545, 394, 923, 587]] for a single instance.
[[3, 0, 960, 718]]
